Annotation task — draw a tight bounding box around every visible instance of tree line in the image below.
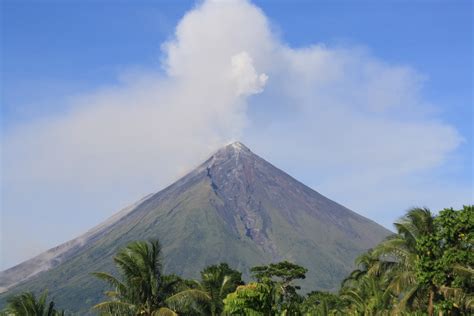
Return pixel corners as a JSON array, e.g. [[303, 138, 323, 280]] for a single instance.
[[2, 206, 472, 315]]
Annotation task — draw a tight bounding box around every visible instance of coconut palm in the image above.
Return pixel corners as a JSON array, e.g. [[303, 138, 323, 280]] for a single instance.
[[340, 208, 437, 314], [166, 263, 243, 316], [372, 207, 436, 313], [341, 274, 394, 315], [340, 250, 394, 315], [2, 290, 63, 316], [300, 291, 345, 316], [92, 240, 177, 316], [340, 248, 391, 289]]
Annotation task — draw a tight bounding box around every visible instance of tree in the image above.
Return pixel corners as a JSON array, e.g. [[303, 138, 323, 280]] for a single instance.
[[223, 282, 274, 316], [2, 290, 64, 316], [92, 240, 178, 316], [251, 261, 306, 314], [416, 206, 473, 314], [224, 261, 307, 315], [166, 263, 243, 316], [341, 274, 394, 315], [373, 207, 437, 314], [342, 206, 474, 315]]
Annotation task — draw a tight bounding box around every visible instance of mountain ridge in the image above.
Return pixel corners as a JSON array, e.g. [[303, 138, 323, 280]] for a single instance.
[[0, 141, 391, 312]]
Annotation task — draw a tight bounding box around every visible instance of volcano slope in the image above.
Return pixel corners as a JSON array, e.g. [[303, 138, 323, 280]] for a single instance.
[[0, 142, 390, 312]]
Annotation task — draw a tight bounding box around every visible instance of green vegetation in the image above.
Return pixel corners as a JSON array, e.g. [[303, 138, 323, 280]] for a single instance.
[[224, 261, 307, 315], [90, 240, 178, 315], [2, 206, 472, 315], [167, 263, 243, 316], [1, 291, 64, 316], [338, 206, 473, 315]]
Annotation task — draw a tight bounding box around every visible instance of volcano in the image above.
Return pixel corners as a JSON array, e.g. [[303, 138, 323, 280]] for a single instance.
[[0, 142, 390, 312]]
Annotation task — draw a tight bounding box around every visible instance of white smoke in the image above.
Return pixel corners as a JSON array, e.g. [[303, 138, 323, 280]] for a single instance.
[[231, 52, 268, 96]]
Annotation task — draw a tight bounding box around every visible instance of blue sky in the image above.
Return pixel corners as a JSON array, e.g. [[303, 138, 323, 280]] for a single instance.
[[1, 0, 473, 269]]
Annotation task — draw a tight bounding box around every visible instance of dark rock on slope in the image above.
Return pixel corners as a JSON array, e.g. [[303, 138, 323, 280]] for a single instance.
[[0, 142, 390, 313]]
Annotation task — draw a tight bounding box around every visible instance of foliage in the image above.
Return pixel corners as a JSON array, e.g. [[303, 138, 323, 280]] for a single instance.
[[166, 263, 243, 316], [341, 274, 394, 315], [299, 291, 345, 315], [251, 261, 307, 285], [431, 206, 473, 289], [223, 282, 274, 316], [415, 206, 474, 314], [223, 261, 307, 315], [1, 290, 64, 316], [92, 240, 178, 316], [338, 206, 473, 316]]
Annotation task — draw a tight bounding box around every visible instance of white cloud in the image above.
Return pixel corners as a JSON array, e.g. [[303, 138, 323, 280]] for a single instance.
[[2, 0, 470, 268]]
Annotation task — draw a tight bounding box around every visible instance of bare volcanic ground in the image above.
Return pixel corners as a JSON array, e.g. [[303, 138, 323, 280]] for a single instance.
[[0, 142, 391, 313]]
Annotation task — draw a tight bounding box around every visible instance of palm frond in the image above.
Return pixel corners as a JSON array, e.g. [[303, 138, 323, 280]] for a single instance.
[[166, 288, 211, 311], [152, 307, 178, 316], [92, 300, 136, 315], [91, 272, 128, 295]]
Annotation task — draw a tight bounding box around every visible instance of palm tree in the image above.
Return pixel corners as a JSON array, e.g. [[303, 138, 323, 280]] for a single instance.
[[340, 208, 437, 314], [373, 207, 436, 314], [300, 291, 345, 315], [92, 240, 177, 316], [340, 248, 391, 289], [341, 274, 393, 315], [166, 263, 243, 316], [2, 290, 63, 316]]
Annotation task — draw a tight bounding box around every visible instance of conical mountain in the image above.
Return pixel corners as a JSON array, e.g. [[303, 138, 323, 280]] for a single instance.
[[0, 142, 390, 312]]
